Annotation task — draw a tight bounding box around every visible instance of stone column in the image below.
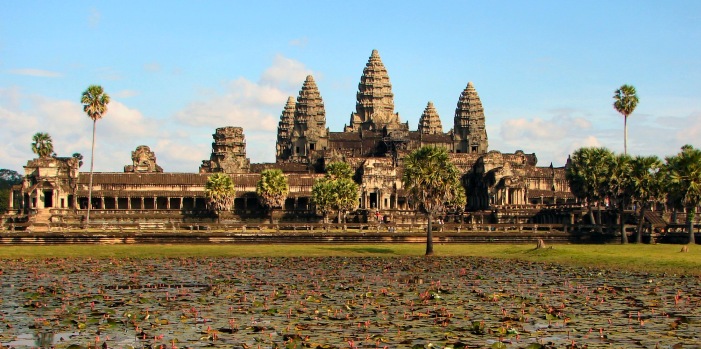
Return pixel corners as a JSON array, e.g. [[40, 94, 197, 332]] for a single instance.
[[8, 190, 13, 209]]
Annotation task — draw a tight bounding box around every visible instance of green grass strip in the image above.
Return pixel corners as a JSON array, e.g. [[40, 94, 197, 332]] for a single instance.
[[1, 243, 699, 275]]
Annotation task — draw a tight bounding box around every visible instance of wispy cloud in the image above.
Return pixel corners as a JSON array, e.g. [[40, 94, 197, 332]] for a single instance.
[[113, 89, 139, 98], [89, 7, 101, 28], [8, 68, 63, 78], [289, 37, 309, 48]]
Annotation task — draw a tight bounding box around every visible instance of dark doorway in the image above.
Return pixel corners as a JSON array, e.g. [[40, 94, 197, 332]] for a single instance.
[[43, 190, 53, 208]]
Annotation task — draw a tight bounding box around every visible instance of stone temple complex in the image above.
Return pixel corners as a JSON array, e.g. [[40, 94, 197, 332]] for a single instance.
[[4, 49, 575, 228]]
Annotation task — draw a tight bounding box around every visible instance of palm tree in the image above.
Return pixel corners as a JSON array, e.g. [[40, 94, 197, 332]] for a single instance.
[[613, 84, 639, 155], [81, 85, 110, 225], [402, 146, 463, 255], [665, 145, 701, 245], [566, 147, 615, 232], [205, 173, 236, 222], [605, 153, 633, 244], [31, 132, 53, 158], [628, 155, 663, 243], [255, 169, 289, 223]]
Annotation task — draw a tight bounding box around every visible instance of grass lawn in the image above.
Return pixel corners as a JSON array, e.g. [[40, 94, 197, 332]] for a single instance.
[[1, 243, 699, 275]]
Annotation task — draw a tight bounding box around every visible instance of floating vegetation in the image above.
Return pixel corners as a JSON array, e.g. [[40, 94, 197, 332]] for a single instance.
[[0, 256, 699, 348]]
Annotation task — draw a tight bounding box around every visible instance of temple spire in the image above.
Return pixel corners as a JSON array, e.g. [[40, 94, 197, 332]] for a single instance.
[[453, 82, 488, 154], [290, 75, 328, 162], [275, 96, 296, 161], [345, 49, 401, 132], [418, 101, 443, 135]]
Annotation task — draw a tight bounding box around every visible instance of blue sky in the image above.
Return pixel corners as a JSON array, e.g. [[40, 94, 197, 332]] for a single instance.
[[2, 1, 700, 172]]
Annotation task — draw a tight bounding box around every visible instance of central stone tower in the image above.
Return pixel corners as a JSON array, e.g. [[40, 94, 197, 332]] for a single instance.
[[453, 82, 488, 154], [345, 49, 402, 132]]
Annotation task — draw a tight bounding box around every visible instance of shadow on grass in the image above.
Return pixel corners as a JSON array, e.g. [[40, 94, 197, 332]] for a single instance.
[[321, 247, 396, 254]]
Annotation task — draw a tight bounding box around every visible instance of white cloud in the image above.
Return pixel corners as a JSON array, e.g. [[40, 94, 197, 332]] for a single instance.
[[8, 68, 63, 78], [113, 89, 139, 98], [173, 55, 313, 133], [260, 54, 314, 90]]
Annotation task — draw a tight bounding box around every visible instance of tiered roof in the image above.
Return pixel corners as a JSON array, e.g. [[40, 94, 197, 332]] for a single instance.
[[454, 82, 488, 153], [417, 102, 443, 134], [347, 50, 400, 131]]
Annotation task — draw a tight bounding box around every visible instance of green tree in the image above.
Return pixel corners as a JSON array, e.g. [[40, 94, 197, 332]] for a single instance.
[[0, 169, 23, 214], [628, 155, 664, 243], [613, 84, 639, 155], [72, 153, 84, 167], [31, 132, 54, 158], [605, 153, 633, 244], [311, 178, 336, 223], [402, 146, 463, 255], [205, 173, 236, 222], [81, 85, 110, 225], [325, 162, 354, 180], [255, 169, 289, 223], [311, 162, 360, 225], [332, 177, 359, 225], [665, 145, 701, 245], [566, 147, 615, 232], [323, 162, 359, 224]]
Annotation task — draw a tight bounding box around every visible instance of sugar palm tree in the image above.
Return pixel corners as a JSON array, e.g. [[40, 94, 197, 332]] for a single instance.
[[402, 146, 463, 255], [613, 84, 639, 155], [31, 132, 53, 158], [566, 147, 615, 232], [205, 173, 236, 222], [81, 85, 110, 225], [628, 155, 663, 243], [605, 153, 633, 244], [255, 169, 289, 223], [665, 145, 701, 245]]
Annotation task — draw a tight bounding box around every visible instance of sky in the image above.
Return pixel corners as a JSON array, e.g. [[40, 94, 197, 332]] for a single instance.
[[1, 1, 700, 173]]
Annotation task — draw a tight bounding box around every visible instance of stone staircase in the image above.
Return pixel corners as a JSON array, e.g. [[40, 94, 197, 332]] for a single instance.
[[29, 210, 53, 232]]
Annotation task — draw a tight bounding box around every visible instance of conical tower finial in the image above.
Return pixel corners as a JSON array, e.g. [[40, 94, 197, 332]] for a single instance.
[[453, 82, 488, 154], [346, 49, 401, 132]]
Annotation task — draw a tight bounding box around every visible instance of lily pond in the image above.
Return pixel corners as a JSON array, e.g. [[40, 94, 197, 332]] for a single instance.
[[1, 256, 699, 349]]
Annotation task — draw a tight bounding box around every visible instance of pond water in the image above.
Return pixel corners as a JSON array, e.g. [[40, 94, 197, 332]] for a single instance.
[[0, 256, 699, 348]]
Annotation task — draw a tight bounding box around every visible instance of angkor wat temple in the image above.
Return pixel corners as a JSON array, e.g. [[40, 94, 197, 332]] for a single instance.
[[4, 50, 575, 229]]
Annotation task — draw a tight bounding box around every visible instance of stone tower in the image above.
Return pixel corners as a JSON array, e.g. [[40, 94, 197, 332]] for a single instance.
[[290, 75, 329, 162], [417, 101, 443, 135], [276, 96, 296, 161], [345, 49, 402, 132], [454, 82, 488, 154], [199, 126, 250, 173]]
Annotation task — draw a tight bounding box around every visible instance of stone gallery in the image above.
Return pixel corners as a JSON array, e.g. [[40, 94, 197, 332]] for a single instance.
[[5, 50, 574, 228]]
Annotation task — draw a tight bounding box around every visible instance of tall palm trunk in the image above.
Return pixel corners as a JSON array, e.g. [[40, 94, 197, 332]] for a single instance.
[[425, 212, 434, 256], [636, 203, 646, 244], [688, 208, 696, 245], [86, 119, 96, 226], [624, 115, 628, 155]]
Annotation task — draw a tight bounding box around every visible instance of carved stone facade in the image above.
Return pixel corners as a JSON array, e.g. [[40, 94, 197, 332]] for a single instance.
[[454, 82, 488, 154], [6, 49, 576, 228], [345, 50, 403, 133], [124, 145, 163, 173], [287, 76, 329, 164], [199, 127, 250, 174], [417, 102, 443, 135]]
